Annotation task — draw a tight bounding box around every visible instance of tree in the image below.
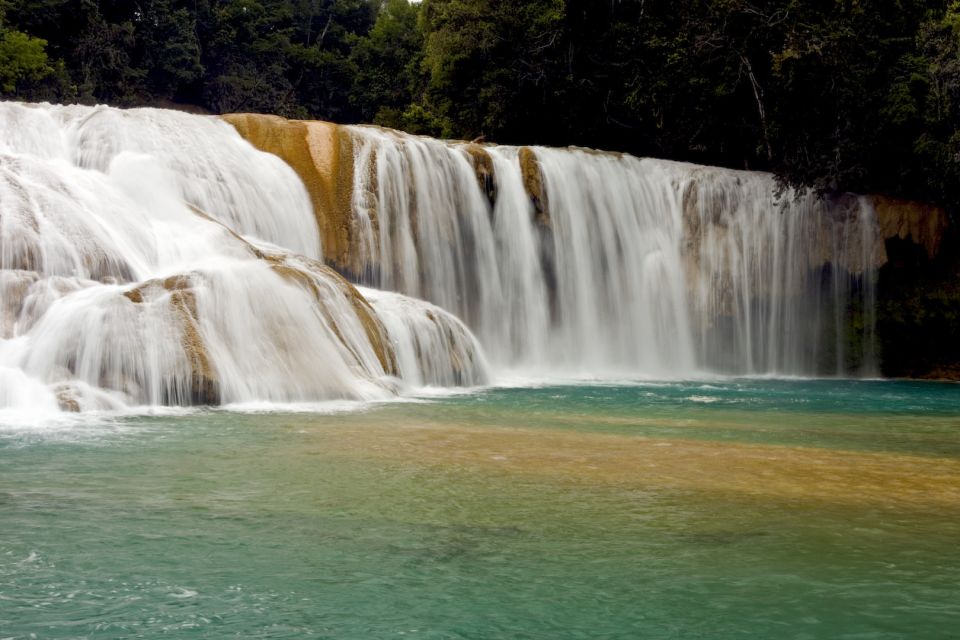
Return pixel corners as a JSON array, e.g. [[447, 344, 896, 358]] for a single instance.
[[73, 3, 142, 103], [350, 0, 423, 128], [133, 0, 204, 100], [416, 0, 565, 140], [0, 0, 69, 98], [768, 0, 936, 194], [913, 2, 960, 213], [0, 26, 51, 92]]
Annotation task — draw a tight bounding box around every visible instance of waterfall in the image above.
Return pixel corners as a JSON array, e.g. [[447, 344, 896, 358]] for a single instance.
[[346, 127, 881, 377], [0, 101, 886, 415], [360, 287, 489, 388], [0, 102, 487, 414]]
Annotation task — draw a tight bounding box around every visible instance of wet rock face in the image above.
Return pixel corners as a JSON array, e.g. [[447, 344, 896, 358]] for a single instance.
[[868, 195, 948, 260], [222, 113, 357, 275], [223, 110, 955, 379], [0, 270, 39, 338], [680, 177, 948, 284], [518, 147, 549, 227], [875, 227, 960, 381], [0, 155, 136, 282], [360, 288, 490, 388], [266, 256, 399, 377], [122, 274, 221, 406], [463, 144, 497, 208]]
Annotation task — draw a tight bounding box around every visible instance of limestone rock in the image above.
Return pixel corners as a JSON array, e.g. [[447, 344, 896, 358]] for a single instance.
[[0, 270, 39, 338], [265, 254, 399, 377], [53, 383, 81, 412], [463, 143, 497, 207], [519, 147, 549, 227], [868, 195, 948, 259], [222, 113, 358, 275], [179, 204, 399, 378], [361, 288, 490, 387], [123, 274, 220, 405]]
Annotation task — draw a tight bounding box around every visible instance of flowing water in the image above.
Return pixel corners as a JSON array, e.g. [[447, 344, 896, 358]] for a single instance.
[[1, 380, 958, 639], [349, 128, 880, 377], [0, 103, 485, 412]]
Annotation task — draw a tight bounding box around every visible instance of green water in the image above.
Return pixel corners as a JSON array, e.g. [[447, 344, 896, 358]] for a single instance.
[[2, 380, 959, 639]]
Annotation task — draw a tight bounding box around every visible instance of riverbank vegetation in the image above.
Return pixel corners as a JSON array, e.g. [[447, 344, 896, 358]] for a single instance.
[[1, 0, 958, 211]]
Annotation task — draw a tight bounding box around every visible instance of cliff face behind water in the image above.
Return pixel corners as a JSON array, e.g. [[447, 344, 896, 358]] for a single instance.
[[223, 112, 955, 380]]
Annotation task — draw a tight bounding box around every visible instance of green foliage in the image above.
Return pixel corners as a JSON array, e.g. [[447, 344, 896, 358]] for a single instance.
[[74, 6, 141, 103], [0, 1, 67, 97], [135, 1, 204, 97], [0, 26, 51, 92], [350, 0, 423, 126], [877, 235, 960, 377], [417, 0, 565, 141], [912, 2, 960, 213]]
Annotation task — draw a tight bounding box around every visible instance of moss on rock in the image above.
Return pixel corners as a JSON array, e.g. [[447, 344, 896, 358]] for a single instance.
[[519, 146, 549, 227], [463, 143, 497, 207]]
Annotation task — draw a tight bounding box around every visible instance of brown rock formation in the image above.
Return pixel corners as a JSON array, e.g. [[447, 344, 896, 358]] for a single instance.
[[53, 383, 81, 412], [123, 274, 219, 404], [680, 178, 949, 280], [0, 270, 39, 338], [179, 205, 398, 377], [266, 255, 398, 376], [222, 113, 358, 275], [519, 147, 549, 227], [868, 195, 948, 259], [463, 143, 497, 207]]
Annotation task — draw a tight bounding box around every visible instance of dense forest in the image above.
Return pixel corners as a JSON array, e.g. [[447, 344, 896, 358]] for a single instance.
[[1, 0, 958, 212]]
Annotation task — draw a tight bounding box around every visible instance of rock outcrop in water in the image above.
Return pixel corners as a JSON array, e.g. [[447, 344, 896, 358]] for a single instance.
[[463, 143, 497, 208], [122, 273, 220, 405], [518, 146, 550, 227]]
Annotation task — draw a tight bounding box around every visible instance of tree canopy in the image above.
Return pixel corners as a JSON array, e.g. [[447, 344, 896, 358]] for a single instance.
[[1, 0, 958, 212]]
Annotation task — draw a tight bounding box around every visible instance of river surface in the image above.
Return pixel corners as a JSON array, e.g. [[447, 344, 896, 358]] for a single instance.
[[2, 379, 959, 639]]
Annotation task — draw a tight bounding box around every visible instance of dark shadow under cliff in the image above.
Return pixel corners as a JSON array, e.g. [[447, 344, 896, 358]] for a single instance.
[[877, 230, 960, 380]]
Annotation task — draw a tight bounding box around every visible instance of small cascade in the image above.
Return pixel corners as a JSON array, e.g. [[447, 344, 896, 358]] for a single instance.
[[0, 102, 488, 413], [46, 103, 321, 258], [360, 287, 489, 388], [346, 127, 882, 376]]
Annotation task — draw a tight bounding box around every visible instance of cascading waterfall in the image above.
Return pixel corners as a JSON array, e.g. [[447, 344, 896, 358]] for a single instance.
[[0, 100, 887, 414], [347, 127, 881, 377], [0, 102, 488, 414], [678, 166, 880, 375], [359, 287, 489, 388], [1, 102, 322, 259]]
